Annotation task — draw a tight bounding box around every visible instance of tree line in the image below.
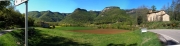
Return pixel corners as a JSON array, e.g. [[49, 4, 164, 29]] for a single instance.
[[0, 1, 34, 29]]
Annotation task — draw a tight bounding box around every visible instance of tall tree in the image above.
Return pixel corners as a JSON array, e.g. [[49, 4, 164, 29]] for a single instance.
[[174, 0, 180, 21], [161, 5, 166, 10], [169, 0, 176, 20], [167, 2, 170, 14], [169, 0, 180, 21], [133, 5, 149, 25], [151, 5, 156, 11], [137, 16, 142, 25]]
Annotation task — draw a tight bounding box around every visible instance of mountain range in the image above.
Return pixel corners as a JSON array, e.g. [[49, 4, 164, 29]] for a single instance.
[[28, 6, 132, 25], [28, 10, 71, 22]]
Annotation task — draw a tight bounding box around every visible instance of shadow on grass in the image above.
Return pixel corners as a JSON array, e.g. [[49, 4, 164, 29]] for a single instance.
[[107, 43, 137, 46], [9, 28, 92, 46], [0, 41, 3, 46]]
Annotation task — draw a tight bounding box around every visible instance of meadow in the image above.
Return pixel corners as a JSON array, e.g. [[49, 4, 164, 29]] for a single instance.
[[0, 26, 161, 46]]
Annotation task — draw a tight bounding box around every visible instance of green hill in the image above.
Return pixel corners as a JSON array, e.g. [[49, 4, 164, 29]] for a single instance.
[[28, 10, 67, 22], [88, 10, 100, 19], [94, 6, 131, 24], [28, 6, 132, 26], [60, 8, 98, 26], [28, 11, 41, 18]]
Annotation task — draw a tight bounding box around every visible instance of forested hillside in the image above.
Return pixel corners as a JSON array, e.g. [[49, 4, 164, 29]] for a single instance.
[[28, 11, 70, 22], [28, 6, 131, 25], [27, 6, 135, 28], [59, 8, 100, 26], [94, 6, 132, 24]]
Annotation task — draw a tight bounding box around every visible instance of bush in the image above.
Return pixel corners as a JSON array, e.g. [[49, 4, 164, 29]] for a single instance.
[[0, 21, 5, 28], [9, 25, 21, 29], [59, 23, 87, 27], [34, 22, 41, 27], [20, 27, 36, 37], [143, 21, 180, 29], [47, 22, 59, 26]]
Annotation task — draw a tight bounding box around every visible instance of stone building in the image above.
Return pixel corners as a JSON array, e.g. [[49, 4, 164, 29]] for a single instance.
[[147, 10, 170, 22]]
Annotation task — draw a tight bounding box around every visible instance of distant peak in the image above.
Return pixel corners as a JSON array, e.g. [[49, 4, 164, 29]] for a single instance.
[[54, 12, 60, 13], [47, 10, 51, 12], [29, 11, 39, 12], [105, 6, 120, 9], [102, 6, 120, 12], [75, 8, 87, 12]]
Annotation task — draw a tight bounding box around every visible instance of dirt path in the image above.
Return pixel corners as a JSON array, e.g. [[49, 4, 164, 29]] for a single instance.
[[0, 30, 13, 36], [71, 29, 130, 34]]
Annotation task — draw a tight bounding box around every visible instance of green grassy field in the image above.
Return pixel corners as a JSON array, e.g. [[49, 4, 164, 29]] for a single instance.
[[0, 32, 18, 46], [54, 26, 96, 30], [0, 26, 161, 46]]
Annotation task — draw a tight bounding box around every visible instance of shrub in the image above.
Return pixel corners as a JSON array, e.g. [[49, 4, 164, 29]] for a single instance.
[[34, 22, 41, 27], [143, 21, 180, 29], [0, 21, 5, 28], [47, 22, 59, 26], [20, 27, 36, 37], [9, 25, 21, 29]]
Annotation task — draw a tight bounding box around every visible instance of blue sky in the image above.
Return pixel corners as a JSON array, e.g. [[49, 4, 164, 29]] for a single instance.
[[15, 0, 172, 13]]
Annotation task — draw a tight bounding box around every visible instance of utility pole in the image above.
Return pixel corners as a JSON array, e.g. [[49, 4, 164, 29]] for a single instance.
[[25, 1, 28, 46], [14, 0, 29, 46]]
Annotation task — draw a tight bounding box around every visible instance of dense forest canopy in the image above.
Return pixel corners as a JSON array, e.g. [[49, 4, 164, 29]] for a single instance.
[[94, 6, 131, 24], [0, 1, 34, 29], [59, 8, 98, 26]]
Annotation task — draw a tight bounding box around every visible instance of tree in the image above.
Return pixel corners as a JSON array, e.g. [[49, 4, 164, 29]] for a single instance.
[[168, 0, 176, 20], [169, 0, 180, 21], [131, 5, 149, 25], [174, 0, 180, 21], [137, 16, 142, 25], [151, 5, 156, 11], [166, 2, 170, 14], [0, 1, 10, 11], [161, 5, 166, 10], [0, 2, 34, 29]]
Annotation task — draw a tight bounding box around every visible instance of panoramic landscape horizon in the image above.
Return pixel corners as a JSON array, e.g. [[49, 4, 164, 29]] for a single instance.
[[1, 0, 180, 46]]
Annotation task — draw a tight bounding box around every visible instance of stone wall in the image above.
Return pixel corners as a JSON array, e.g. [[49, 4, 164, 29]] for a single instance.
[[162, 14, 170, 21]]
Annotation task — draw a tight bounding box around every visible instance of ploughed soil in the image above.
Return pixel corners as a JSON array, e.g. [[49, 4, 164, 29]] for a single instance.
[[71, 29, 130, 34]]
